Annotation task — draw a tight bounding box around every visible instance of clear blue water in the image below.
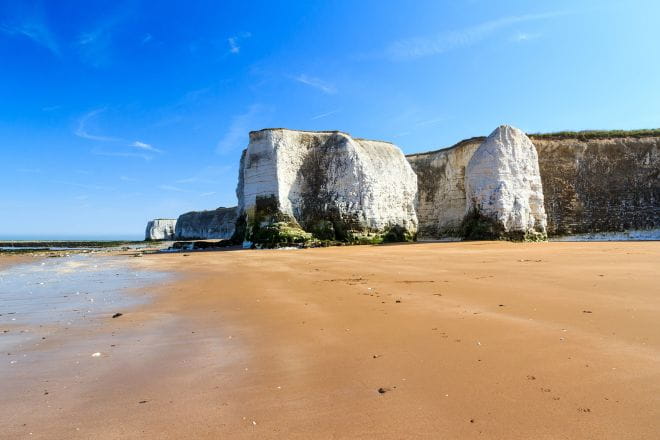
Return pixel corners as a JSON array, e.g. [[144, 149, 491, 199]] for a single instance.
[[0, 235, 142, 241], [0, 247, 98, 251]]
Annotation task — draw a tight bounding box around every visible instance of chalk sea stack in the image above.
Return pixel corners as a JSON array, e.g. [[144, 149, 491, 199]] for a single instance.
[[236, 129, 418, 246], [464, 125, 547, 240], [145, 219, 177, 241]]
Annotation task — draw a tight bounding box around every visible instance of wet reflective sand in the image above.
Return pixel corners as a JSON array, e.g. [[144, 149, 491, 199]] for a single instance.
[[0, 254, 168, 359]]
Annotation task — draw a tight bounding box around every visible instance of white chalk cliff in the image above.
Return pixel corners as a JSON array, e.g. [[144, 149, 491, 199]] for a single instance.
[[239, 129, 418, 240], [465, 125, 547, 238], [145, 125, 658, 242], [145, 219, 177, 240], [174, 207, 237, 240]]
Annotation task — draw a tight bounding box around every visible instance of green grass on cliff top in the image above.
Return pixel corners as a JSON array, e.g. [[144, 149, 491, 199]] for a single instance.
[[407, 128, 660, 157], [529, 128, 660, 140]]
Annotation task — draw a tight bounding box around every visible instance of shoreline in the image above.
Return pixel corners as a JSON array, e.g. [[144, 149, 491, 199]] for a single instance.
[[1, 241, 659, 439]]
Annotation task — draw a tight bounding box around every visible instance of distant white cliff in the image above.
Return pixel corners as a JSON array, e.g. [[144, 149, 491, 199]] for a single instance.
[[145, 219, 177, 240], [174, 207, 237, 240]]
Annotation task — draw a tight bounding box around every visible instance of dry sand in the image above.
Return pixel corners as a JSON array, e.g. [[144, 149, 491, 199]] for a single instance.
[[1, 241, 659, 439]]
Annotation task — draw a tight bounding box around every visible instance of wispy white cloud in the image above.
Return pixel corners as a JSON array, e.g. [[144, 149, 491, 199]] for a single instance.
[[386, 11, 567, 60], [78, 27, 112, 67], [228, 37, 240, 54], [0, 20, 60, 56], [415, 116, 446, 127], [76, 9, 128, 67], [510, 32, 541, 42], [311, 109, 341, 120], [158, 184, 190, 193], [76, 109, 162, 160], [141, 33, 153, 45], [131, 141, 163, 153], [52, 180, 114, 191], [216, 105, 262, 154], [292, 74, 337, 94], [75, 109, 121, 142], [227, 31, 251, 54], [91, 148, 152, 161], [199, 191, 216, 197], [120, 175, 137, 182]]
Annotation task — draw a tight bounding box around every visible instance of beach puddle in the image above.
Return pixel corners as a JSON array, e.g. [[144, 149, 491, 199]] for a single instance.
[[0, 254, 168, 353]]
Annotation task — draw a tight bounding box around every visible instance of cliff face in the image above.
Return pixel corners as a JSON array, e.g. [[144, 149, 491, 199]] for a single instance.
[[147, 128, 658, 243], [407, 139, 482, 237], [145, 219, 176, 240], [465, 126, 547, 240], [407, 132, 660, 239], [238, 129, 418, 243], [174, 207, 238, 240], [534, 136, 660, 235]]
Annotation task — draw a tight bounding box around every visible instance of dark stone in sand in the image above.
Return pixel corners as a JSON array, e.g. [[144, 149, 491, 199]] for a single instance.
[[112, 313, 123, 319]]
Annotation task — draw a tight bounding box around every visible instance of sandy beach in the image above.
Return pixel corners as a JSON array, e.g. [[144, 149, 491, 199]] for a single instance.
[[1, 241, 659, 439]]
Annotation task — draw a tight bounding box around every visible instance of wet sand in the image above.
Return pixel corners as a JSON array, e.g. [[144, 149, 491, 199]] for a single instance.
[[0, 254, 34, 268], [1, 241, 659, 439]]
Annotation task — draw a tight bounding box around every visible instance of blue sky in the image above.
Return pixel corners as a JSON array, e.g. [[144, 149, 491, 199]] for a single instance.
[[1, 0, 659, 239]]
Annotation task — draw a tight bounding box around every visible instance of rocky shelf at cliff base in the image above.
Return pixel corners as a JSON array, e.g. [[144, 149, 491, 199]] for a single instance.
[[145, 126, 660, 246]]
